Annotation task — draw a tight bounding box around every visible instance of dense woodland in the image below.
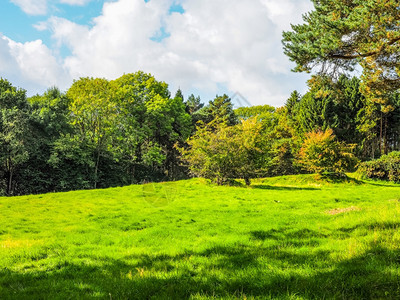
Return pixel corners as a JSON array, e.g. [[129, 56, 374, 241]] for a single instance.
[[2, 0, 400, 195], [1, 71, 400, 196]]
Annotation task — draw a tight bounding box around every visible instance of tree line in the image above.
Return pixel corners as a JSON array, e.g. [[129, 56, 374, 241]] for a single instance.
[[183, 74, 400, 185], [0, 72, 250, 195], [2, 71, 400, 195]]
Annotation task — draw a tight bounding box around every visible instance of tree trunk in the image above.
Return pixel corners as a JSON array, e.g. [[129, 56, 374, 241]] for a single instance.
[[379, 111, 383, 154], [384, 114, 388, 154], [94, 149, 100, 189], [131, 164, 136, 184], [7, 170, 13, 196]]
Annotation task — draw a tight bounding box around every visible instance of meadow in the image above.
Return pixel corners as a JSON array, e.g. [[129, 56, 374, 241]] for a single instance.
[[1, 174, 400, 299]]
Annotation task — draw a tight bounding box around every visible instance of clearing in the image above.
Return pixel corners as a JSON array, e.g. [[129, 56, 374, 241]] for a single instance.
[[1, 175, 400, 299]]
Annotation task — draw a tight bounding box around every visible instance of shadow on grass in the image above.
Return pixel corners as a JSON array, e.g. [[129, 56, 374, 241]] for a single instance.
[[2, 223, 400, 299], [251, 185, 320, 191], [365, 181, 400, 188], [338, 220, 400, 234], [250, 228, 328, 241], [1, 244, 399, 299]]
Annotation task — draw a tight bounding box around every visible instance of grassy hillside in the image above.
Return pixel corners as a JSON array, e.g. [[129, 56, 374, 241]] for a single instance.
[[1, 175, 400, 299]]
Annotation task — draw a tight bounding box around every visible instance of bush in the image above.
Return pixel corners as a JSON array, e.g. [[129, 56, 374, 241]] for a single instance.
[[180, 117, 270, 185], [357, 151, 400, 182], [297, 129, 358, 174]]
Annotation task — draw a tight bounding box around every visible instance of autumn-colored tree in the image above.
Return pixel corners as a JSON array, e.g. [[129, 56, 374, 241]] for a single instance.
[[297, 129, 357, 174]]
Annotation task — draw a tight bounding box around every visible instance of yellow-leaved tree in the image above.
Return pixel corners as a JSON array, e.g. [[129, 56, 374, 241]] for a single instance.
[[297, 129, 358, 175]]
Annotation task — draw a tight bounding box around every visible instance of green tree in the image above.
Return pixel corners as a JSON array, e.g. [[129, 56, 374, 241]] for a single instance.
[[185, 94, 204, 115], [282, 0, 400, 153], [0, 108, 30, 195], [205, 94, 238, 126], [282, 0, 400, 103], [21, 88, 73, 194], [235, 105, 275, 119], [174, 89, 184, 102], [113, 71, 192, 181], [267, 107, 301, 176], [67, 77, 118, 188], [181, 117, 269, 185], [292, 75, 378, 158], [0, 79, 31, 195], [285, 90, 301, 118]]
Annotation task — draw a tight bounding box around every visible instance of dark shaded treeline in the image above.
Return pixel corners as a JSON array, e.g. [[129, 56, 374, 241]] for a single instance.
[[1, 72, 400, 195]]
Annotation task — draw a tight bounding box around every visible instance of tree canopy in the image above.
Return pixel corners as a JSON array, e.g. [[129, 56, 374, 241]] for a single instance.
[[282, 0, 400, 108]]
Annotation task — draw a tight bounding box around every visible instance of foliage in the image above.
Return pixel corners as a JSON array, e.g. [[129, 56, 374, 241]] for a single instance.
[[0, 79, 31, 195], [234, 104, 275, 119], [358, 151, 400, 182], [185, 94, 204, 115], [202, 94, 238, 126], [0, 108, 30, 195], [282, 0, 400, 108], [181, 117, 269, 185], [288, 75, 380, 158], [66, 77, 118, 188], [4, 68, 400, 195], [113, 72, 192, 181], [263, 107, 301, 176], [297, 129, 358, 174]]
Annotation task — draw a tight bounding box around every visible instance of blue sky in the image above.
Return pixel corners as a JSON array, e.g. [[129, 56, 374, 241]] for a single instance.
[[0, 0, 313, 106], [1, 1, 103, 41]]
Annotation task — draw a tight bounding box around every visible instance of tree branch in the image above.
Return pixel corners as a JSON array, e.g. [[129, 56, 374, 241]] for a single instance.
[[330, 36, 400, 60]]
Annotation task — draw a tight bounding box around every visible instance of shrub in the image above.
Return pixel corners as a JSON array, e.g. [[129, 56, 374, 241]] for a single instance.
[[180, 117, 270, 185], [357, 151, 400, 182], [297, 129, 358, 174]]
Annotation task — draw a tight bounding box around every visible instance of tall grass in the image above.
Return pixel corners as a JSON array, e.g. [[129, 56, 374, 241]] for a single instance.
[[1, 175, 400, 299]]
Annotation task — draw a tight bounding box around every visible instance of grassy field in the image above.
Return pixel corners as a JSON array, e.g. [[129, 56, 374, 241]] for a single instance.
[[1, 174, 400, 299]]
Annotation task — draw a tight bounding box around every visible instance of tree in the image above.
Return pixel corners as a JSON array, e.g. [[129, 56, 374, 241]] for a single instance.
[[267, 107, 301, 176], [0, 79, 31, 195], [113, 71, 192, 181], [297, 129, 357, 174], [21, 88, 73, 194], [66, 77, 117, 188], [285, 90, 301, 118], [282, 0, 400, 154], [205, 94, 238, 126], [0, 108, 30, 195], [181, 117, 269, 185], [282, 0, 400, 103], [234, 105, 275, 119], [185, 94, 204, 115], [174, 89, 184, 102]]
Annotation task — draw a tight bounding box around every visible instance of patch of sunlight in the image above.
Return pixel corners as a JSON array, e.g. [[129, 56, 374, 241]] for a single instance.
[[0, 238, 42, 249]]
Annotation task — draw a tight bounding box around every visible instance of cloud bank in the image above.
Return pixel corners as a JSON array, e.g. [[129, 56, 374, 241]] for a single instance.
[[2, 0, 313, 106]]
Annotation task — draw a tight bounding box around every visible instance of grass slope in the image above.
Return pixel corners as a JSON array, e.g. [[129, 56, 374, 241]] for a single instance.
[[1, 175, 400, 299]]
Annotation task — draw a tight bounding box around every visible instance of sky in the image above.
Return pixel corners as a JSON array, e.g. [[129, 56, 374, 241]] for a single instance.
[[0, 0, 314, 107]]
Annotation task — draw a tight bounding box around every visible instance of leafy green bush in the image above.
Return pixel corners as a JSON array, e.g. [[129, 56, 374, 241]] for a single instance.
[[297, 129, 358, 174], [180, 117, 270, 185], [357, 151, 400, 182]]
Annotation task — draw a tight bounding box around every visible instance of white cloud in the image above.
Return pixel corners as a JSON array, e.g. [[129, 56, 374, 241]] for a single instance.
[[0, 34, 70, 93], [59, 0, 91, 5], [10, 0, 47, 16], [260, 0, 313, 31], [9, 0, 95, 16], [8, 0, 313, 105]]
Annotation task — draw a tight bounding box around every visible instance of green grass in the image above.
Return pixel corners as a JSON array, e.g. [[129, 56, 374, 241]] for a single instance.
[[1, 174, 400, 299]]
